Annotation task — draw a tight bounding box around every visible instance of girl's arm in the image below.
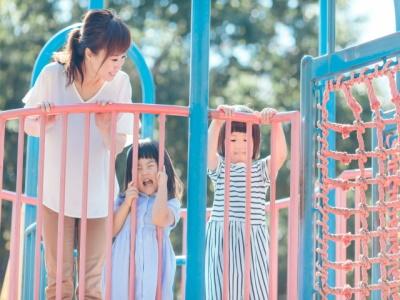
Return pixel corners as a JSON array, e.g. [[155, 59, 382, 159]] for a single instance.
[[112, 184, 138, 237], [152, 169, 175, 227], [260, 108, 288, 176], [208, 105, 233, 171]]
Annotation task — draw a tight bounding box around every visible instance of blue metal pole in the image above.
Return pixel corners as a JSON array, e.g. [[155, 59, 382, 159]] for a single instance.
[[127, 45, 156, 138], [299, 55, 316, 300], [185, 0, 210, 298], [22, 24, 74, 300], [88, 0, 104, 9], [319, 1, 336, 298]]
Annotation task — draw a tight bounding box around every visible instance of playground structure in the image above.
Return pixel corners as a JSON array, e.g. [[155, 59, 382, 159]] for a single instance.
[[3, 0, 400, 299]]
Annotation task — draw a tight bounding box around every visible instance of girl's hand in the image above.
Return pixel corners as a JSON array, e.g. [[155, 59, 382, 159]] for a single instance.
[[216, 104, 234, 116], [259, 107, 277, 123], [157, 167, 168, 191], [125, 182, 138, 207]]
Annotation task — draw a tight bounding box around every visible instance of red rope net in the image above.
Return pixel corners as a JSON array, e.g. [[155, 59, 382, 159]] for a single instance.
[[316, 60, 400, 299]]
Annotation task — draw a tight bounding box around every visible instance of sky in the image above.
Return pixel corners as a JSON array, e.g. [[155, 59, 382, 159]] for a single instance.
[[350, 0, 395, 43]]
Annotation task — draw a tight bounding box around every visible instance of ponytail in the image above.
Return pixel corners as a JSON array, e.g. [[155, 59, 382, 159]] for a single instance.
[[53, 28, 85, 85]]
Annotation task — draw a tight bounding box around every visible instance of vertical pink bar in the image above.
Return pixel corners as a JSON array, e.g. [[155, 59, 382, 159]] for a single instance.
[[33, 115, 47, 300], [335, 189, 347, 287], [287, 113, 299, 299], [55, 114, 68, 300], [156, 114, 166, 300], [354, 189, 360, 300], [268, 122, 278, 300], [0, 120, 5, 232], [128, 113, 140, 300], [78, 113, 91, 300], [222, 119, 231, 300], [243, 122, 252, 300], [8, 117, 25, 300], [105, 112, 117, 299], [180, 211, 187, 297]]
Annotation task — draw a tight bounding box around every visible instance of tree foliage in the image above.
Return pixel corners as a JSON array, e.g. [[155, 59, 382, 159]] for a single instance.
[[0, 0, 363, 297]]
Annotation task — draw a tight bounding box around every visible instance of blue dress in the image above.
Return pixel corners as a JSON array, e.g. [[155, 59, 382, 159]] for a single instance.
[[107, 194, 181, 300]]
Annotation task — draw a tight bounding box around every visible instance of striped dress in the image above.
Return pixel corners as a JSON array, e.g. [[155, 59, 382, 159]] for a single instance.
[[205, 156, 270, 300]]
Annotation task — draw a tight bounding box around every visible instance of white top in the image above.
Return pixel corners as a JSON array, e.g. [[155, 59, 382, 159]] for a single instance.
[[208, 156, 270, 225], [23, 62, 134, 218]]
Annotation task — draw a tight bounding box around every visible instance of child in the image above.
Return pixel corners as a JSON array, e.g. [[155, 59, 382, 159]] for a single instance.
[[205, 104, 287, 299], [109, 140, 183, 299]]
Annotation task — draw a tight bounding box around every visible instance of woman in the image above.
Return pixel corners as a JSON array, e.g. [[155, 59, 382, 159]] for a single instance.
[[23, 9, 134, 299]]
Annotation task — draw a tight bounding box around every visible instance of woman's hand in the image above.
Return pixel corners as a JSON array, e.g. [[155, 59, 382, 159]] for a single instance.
[[258, 107, 277, 123], [37, 101, 57, 127], [94, 101, 112, 133], [124, 181, 138, 207]]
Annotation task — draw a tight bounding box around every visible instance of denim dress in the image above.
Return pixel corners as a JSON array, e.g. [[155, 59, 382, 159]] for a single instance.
[[107, 194, 181, 299]]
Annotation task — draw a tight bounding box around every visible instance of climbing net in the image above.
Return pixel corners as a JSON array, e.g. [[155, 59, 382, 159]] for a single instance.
[[316, 60, 400, 299]]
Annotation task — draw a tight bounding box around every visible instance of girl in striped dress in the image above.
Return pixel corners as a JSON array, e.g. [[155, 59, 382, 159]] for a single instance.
[[206, 105, 287, 300]]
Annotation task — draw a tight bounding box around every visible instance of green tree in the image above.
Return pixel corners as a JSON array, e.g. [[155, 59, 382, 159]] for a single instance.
[[0, 0, 363, 298]]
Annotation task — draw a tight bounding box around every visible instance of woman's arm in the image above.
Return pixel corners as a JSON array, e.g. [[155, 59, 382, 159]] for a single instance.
[[112, 184, 138, 237], [24, 102, 56, 136], [152, 169, 175, 227], [95, 111, 127, 155]]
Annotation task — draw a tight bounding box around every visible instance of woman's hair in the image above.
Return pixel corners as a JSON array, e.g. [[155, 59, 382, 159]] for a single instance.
[[217, 105, 261, 160], [125, 140, 183, 200], [53, 9, 131, 85]]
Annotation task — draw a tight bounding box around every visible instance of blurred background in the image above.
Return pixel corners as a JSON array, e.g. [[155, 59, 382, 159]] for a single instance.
[[0, 0, 396, 298]]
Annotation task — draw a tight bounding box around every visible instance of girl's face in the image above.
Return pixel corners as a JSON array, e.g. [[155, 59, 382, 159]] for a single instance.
[[87, 49, 127, 82], [228, 131, 253, 163], [137, 158, 159, 196]]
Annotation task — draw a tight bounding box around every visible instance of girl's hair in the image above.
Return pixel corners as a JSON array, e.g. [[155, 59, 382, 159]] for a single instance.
[[217, 105, 261, 160], [53, 9, 131, 85], [125, 140, 183, 200]]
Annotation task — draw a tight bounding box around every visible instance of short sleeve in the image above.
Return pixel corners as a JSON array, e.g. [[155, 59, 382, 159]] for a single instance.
[[207, 155, 224, 183], [116, 74, 135, 135], [22, 67, 49, 108], [167, 198, 181, 229], [260, 158, 270, 185], [114, 194, 125, 212]]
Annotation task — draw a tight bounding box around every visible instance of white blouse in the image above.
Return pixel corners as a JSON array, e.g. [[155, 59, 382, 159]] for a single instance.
[[23, 62, 134, 218]]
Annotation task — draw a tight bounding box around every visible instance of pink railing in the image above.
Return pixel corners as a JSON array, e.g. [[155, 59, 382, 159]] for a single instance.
[[0, 104, 300, 300]]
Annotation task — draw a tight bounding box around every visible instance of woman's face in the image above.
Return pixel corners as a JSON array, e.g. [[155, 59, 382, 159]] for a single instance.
[[87, 49, 127, 81]]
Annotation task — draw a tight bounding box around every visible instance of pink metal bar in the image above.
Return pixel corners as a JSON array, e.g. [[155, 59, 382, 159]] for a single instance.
[[268, 123, 279, 300], [78, 113, 91, 299], [0, 120, 5, 232], [156, 114, 166, 300], [0, 103, 189, 120], [8, 117, 25, 300], [287, 113, 300, 299], [354, 188, 361, 300], [55, 114, 68, 300], [243, 122, 252, 300], [180, 213, 187, 297], [222, 120, 231, 300], [129, 113, 140, 300], [335, 188, 347, 287], [0, 191, 37, 205], [105, 112, 117, 299], [33, 115, 47, 300]]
